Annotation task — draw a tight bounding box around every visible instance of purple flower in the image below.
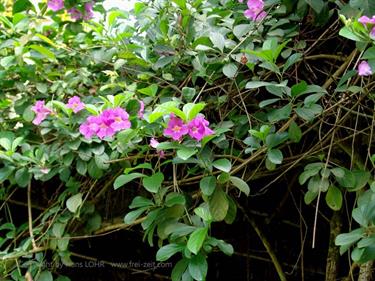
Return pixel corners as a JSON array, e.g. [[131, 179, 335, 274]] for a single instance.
[[79, 116, 101, 139], [163, 114, 188, 141], [68, 8, 82, 20], [47, 0, 64, 11], [138, 101, 145, 119], [31, 100, 52, 125], [67, 96, 85, 113], [358, 16, 375, 26], [187, 116, 214, 141], [358, 61, 372, 76], [83, 2, 94, 20], [244, 0, 267, 21]]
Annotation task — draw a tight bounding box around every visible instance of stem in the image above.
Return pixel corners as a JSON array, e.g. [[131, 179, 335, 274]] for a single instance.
[[239, 204, 287, 281], [27, 182, 37, 250]]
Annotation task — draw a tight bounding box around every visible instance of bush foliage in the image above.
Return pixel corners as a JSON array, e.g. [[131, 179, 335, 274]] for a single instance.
[[0, 0, 374, 280]]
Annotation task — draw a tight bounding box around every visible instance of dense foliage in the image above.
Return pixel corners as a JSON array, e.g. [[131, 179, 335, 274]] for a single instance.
[[0, 0, 374, 280]]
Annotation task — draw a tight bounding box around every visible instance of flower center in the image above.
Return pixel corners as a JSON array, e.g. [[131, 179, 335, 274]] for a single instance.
[[172, 125, 181, 132]]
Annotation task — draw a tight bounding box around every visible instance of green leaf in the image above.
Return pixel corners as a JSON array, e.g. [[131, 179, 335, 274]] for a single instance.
[[267, 149, 283, 165], [177, 147, 197, 160], [172, 259, 189, 281], [339, 26, 364, 42], [246, 81, 286, 90], [182, 87, 196, 102], [153, 56, 174, 69], [13, 0, 32, 14], [331, 167, 345, 178], [267, 103, 292, 122], [233, 24, 251, 39], [304, 0, 324, 13], [15, 168, 31, 187], [76, 159, 87, 176], [230, 176, 250, 196], [182, 102, 205, 120], [188, 254, 208, 281], [299, 165, 322, 185], [259, 98, 280, 108], [143, 172, 164, 193], [325, 186, 343, 211], [217, 239, 234, 256], [283, 53, 302, 72], [124, 207, 148, 224], [0, 166, 15, 183], [156, 243, 184, 262], [29, 45, 56, 61], [129, 196, 154, 209], [209, 32, 225, 52], [304, 190, 318, 204], [165, 193, 186, 207], [209, 187, 229, 221], [58, 235, 70, 251], [200, 176, 216, 196], [194, 204, 212, 222], [187, 227, 208, 255], [335, 228, 364, 246], [36, 271, 53, 281], [87, 159, 103, 179], [35, 33, 59, 48], [288, 121, 302, 143], [223, 63, 238, 78], [349, 0, 375, 16], [212, 159, 232, 173], [52, 223, 65, 238], [138, 84, 158, 97], [23, 105, 34, 122], [66, 193, 83, 213], [172, 0, 186, 9], [224, 196, 237, 224], [114, 173, 145, 190]]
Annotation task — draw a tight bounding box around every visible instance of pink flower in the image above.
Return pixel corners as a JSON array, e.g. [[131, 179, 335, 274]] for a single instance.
[[83, 2, 94, 20], [79, 116, 101, 139], [371, 26, 375, 38], [31, 100, 52, 125], [150, 138, 165, 158], [244, 0, 267, 21], [68, 8, 82, 20], [163, 114, 188, 141], [67, 96, 85, 113], [358, 16, 375, 26], [187, 116, 214, 141], [79, 108, 131, 139], [47, 0, 64, 11], [97, 120, 115, 139], [107, 108, 131, 132], [358, 61, 372, 76], [150, 138, 159, 148], [138, 101, 145, 119]]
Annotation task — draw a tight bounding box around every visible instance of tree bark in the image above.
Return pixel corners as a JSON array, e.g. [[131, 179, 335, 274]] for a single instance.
[[358, 261, 373, 281], [325, 211, 342, 281]]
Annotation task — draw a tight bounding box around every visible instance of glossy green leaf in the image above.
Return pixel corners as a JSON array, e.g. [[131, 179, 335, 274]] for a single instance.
[[187, 227, 208, 255], [143, 172, 164, 193]]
